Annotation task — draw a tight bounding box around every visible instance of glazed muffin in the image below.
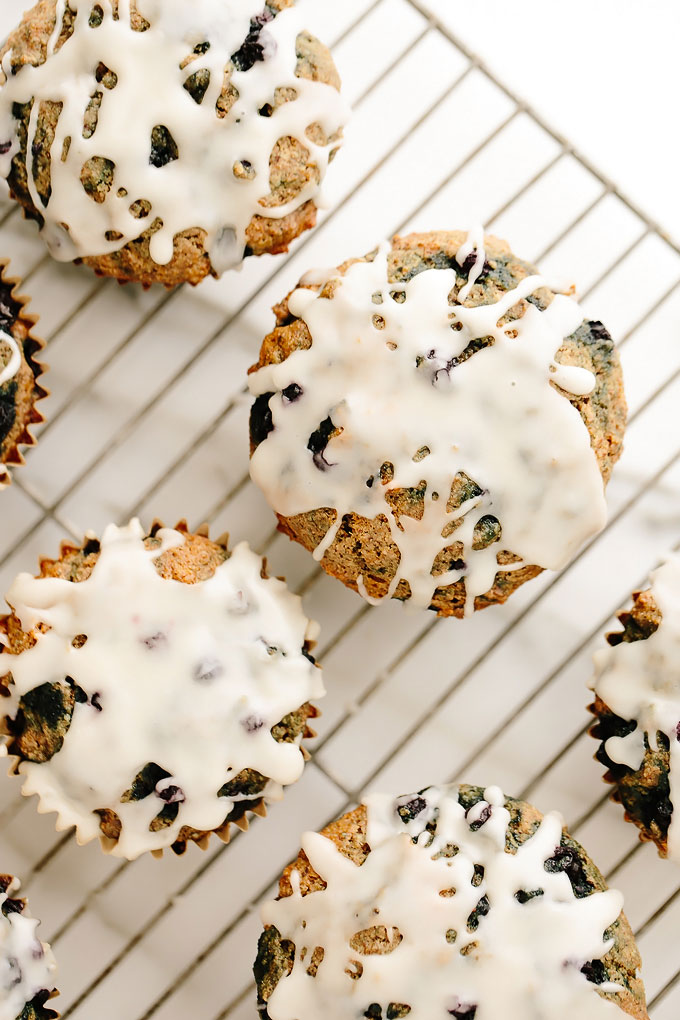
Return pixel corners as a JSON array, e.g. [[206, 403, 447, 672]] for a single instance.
[[0, 263, 46, 489], [256, 784, 648, 1019], [0, 519, 324, 860], [0, 0, 347, 287], [248, 229, 626, 617], [0, 874, 58, 1020], [590, 554, 680, 860]]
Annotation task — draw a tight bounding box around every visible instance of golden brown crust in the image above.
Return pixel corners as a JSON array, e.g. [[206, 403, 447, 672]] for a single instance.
[[0, 519, 320, 857], [249, 231, 627, 617], [0, 260, 47, 485], [264, 789, 647, 1019], [1, 1, 342, 287]]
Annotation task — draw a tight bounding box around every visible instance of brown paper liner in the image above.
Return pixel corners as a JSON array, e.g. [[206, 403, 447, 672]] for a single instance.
[[0, 259, 48, 488], [0, 519, 321, 860]]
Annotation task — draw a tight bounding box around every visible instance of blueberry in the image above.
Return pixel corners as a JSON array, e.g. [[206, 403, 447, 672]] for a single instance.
[[193, 659, 224, 683], [581, 960, 608, 985], [395, 795, 427, 824], [282, 383, 303, 404], [514, 888, 544, 904], [459, 251, 491, 281], [6, 957, 21, 987], [307, 417, 337, 471], [1, 898, 23, 916], [544, 844, 592, 899], [466, 804, 491, 831], [141, 631, 167, 650], [250, 392, 274, 446], [231, 9, 276, 74], [149, 125, 179, 168], [242, 715, 265, 733], [466, 894, 490, 931], [156, 783, 185, 805]]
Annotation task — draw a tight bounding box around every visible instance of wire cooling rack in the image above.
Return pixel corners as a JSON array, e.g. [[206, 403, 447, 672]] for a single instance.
[[1, 1, 680, 1017]]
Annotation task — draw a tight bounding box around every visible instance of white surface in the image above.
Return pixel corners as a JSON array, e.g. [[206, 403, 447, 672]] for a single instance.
[[0, 2, 679, 1019], [416, 0, 680, 245]]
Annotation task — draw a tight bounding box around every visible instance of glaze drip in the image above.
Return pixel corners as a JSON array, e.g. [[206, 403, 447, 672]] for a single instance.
[[0, 876, 57, 1020], [249, 236, 606, 613], [0, 0, 347, 271], [262, 785, 625, 1020], [592, 554, 680, 860], [0, 520, 324, 859]]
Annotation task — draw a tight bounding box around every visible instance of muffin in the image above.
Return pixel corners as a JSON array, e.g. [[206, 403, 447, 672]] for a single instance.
[[0, 262, 46, 490], [0, 518, 324, 860], [590, 554, 680, 860], [248, 230, 626, 617], [0, 873, 58, 1020], [0, 0, 348, 288], [256, 784, 648, 1020]]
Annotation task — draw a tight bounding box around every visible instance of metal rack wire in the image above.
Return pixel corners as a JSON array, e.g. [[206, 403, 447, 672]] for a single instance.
[[1, 1, 679, 1017]]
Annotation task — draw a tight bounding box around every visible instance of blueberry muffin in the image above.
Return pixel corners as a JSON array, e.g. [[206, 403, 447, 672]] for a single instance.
[[0, 263, 46, 490], [590, 554, 680, 860], [248, 230, 626, 617], [0, 874, 58, 1020], [256, 784, 648, 1020], [0, 519, 324, 859], [0, 0, 347, 287]]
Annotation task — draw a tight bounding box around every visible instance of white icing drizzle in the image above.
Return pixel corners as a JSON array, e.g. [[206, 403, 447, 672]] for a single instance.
[[455, 224, 486, 303], [592, 554, 680, 861], [0, 331, 20, 388], [0, 331, 21, 490], [0, 0, 347, 272], [249, 236, 606, 614], [0, 877, 57, 1020], [0, 520, 324, 859], [262, 785, 626, 1020]]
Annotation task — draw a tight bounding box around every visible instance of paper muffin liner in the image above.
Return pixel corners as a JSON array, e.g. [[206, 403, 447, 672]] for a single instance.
[[0, 259, 48, 490], [0, 519, 321, 860], [0, 873, 59, 1019]]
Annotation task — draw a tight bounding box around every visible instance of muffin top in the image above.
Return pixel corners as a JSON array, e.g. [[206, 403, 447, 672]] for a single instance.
[[0, 519, 323, 859], [249, 230, 619, 615], [592, 554, 680, 859], [0, 875, 57, 1020], [260, 784, 642, 1020], [0, 0, 347, 276]]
